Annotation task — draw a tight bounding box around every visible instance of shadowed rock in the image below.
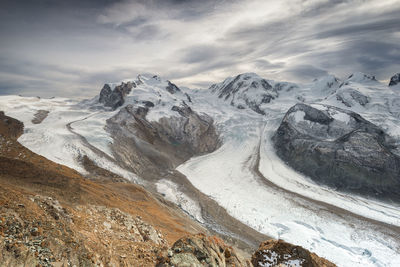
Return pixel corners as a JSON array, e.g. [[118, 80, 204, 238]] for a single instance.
[[0, 111, 24, 139], [99, 82, 135, 109], [165, 81, 181, 94], [31, 110, 49, 124], [335, 89, 369, 107], [273, 103, 400, 202], [106, 103, 220, 178], [389, 73, 400, 87]]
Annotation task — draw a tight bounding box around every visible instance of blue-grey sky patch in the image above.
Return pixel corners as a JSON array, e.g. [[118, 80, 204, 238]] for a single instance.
[[0, 0, 399, 97]]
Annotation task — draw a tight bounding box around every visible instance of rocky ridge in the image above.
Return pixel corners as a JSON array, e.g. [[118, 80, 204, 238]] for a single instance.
[[99, 82, 135, 109], [389, 73, 400, 87], [272, 103, 400, 202]]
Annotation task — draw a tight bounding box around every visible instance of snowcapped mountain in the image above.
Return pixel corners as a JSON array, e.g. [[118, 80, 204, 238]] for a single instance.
[[209, 72, 277, 114], [389, 73, 400, 87], [1, 71, 400, 267], [209, 72, 300, 114]]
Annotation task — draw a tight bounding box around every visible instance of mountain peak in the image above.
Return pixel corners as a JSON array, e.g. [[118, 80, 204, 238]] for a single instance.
[[345, 72, 377, 83], [209, 72, 277, 115], [310, 74, 340, 92], [389, 73, 400, 87], [137, 73, 162, 83]]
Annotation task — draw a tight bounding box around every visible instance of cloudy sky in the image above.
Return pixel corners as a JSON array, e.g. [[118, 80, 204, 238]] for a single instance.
[[0, 0, 399, 97]]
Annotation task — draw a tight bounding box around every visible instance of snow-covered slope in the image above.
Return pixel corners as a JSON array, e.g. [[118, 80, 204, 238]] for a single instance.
[[321, 72, 400, 146], [1, 71, 400, 267], [209, 73, 280, 114]]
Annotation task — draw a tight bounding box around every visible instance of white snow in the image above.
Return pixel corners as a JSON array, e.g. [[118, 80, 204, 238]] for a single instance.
[[156, 179, 204, 223], [292, 111, 306, 123], [330, 111, 351, 124]]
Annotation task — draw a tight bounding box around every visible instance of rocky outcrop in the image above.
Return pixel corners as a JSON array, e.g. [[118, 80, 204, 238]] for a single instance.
[[273, 103, 400, 202], [99, 82, 135, 109], [0, 111, 23, 139], [335, 88, 369, 107], [389, 73, 400, 87], [31, 110, 49, 124], [166, 81, 181, 94], [157, 233, 250, 267], [252, 240, 335, 267], [160, 103, 219, 154], [106, 103, 220, 179]]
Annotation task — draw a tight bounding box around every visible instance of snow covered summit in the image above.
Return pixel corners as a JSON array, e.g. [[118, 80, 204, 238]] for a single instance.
[[97, 74, 191, 114], [209, 73, 280, 114]]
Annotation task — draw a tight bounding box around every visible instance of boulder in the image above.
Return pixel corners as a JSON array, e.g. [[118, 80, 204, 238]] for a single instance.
[[252, 239, 335, 267], [156, 233, 250, 267]]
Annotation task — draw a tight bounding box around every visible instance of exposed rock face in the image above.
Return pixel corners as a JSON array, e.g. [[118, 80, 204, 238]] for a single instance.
[[161, 103, 219, 154], [389, 73, 400, 86], [99, 82, 135, 109], [99, 84, 112, 102], [273, 103, 400, 202], [165, 81, 181, 94], [157, 233, 250, 267], [106, 103, 220, 179], [31, 110, 49, 124], [210, 73, 278, 115], [252, 240, 335, 267], [335, 88, 369, 107], [0, 111, 23, 139]]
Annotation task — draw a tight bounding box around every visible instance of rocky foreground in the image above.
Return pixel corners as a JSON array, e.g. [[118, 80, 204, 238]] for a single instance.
[[0, 112, 335, 266]]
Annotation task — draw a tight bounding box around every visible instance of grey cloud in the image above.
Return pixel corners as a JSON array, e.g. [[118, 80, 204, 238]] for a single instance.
[[253, 59, 285, 70], [127, 24, 167, 40], [308, 40, 400, 80], [98, 0, 226, 26], [283, 64, 329, 82], [180, 45, 222, 64], [316, 17, 400, 39], [0, 57, 143, 98], [299, 0, 351, 16]]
